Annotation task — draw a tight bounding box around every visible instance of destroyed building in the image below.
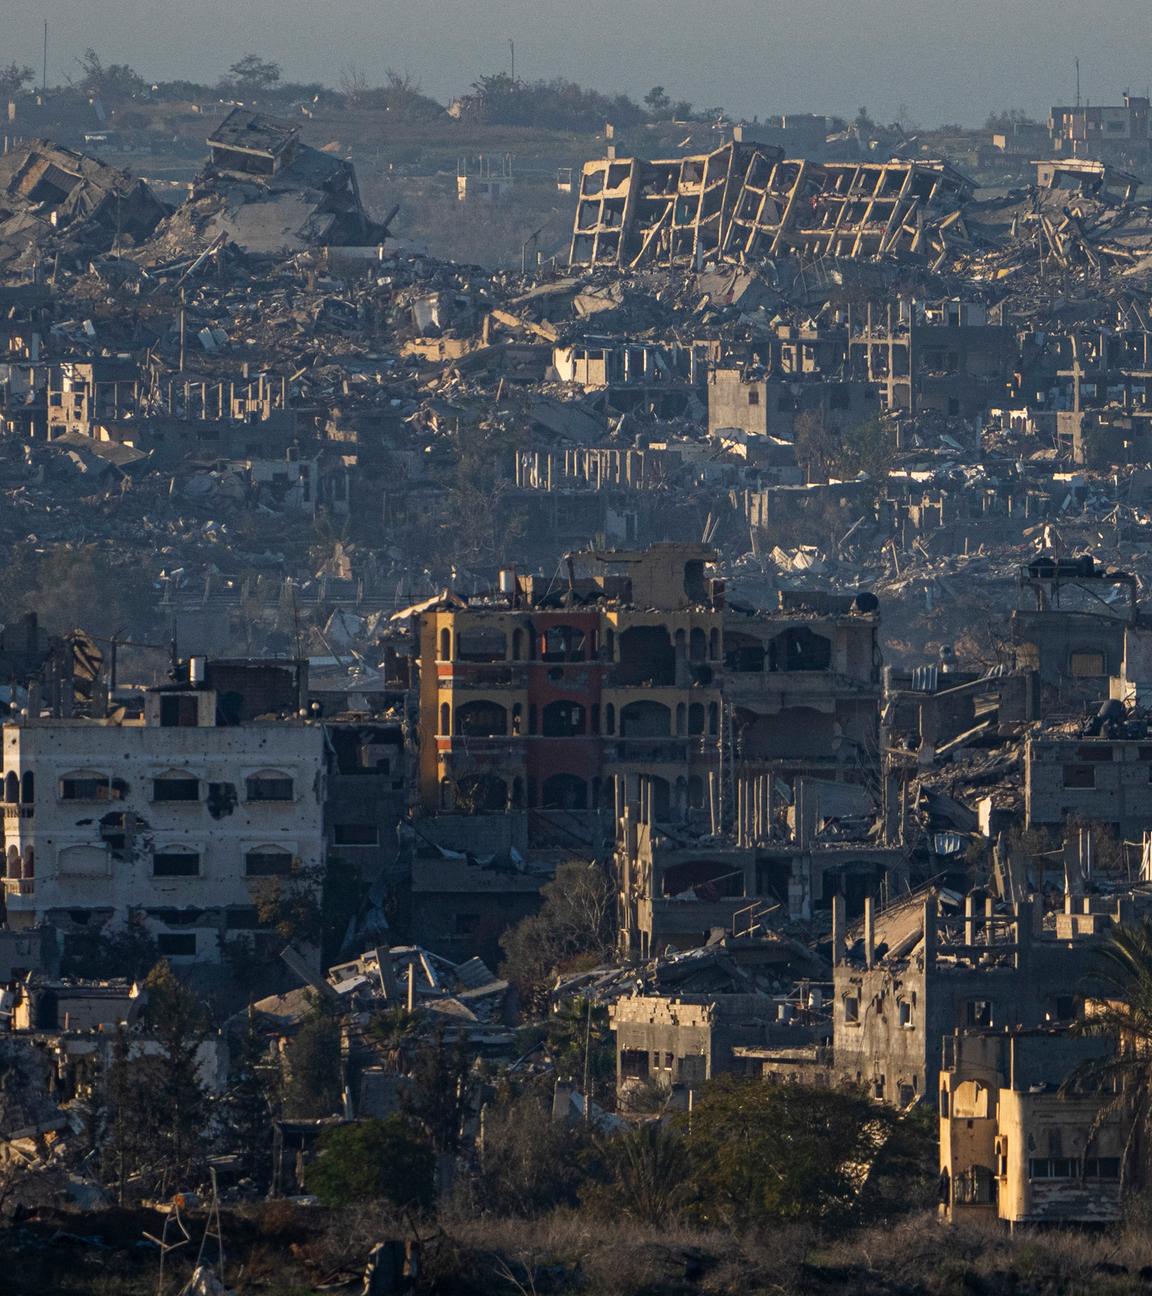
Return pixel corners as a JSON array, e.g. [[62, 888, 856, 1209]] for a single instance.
[[570, 141, 972, 269], [0, 140, 167, 269], [160, 110, 386, 254], [1, 657, 325, 963], [831, 891, 1137, 1108], [940, 1026, 1124, 1225], [416, 545, 880, 845]]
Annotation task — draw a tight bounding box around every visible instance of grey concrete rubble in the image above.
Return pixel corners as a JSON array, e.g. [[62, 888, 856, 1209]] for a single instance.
[[8, 82, 1152, 1241]]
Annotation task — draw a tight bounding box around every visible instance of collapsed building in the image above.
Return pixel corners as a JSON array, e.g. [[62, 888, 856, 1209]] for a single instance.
[[0, 140, 167, 268], [570, 140, 972, 269], [159, 109, 386, 254]]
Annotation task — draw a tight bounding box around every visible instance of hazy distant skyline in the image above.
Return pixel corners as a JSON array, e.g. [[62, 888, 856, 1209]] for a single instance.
[[4, 0, 1151, 128]]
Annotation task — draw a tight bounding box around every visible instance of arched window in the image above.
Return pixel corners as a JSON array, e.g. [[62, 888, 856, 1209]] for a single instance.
[[457, 627, 507, 662], [152, 846, 200, 877], [541, 625, 587, 662], [542, 700, 584, 737], [151, 769, 200, 802], [58, 771, 113, 802], [454, 700, 507, 738], [4, 773, 17, 804], [709, 628, 720, 660], [245, 846, 294, 877], [708, 703, 719, 736], [5, 845, 19, 878], [770, 626, 832, 672], [512, 629, 524, 661], [19, 770, 33, 806], [511, 703, 523, 735], [439, 627, 452, 662], [675, 702, 686, 735], [246, 770, 295, 802], [22, 846, 33, 878], [605, 703, 615, 735], [620, 700, 672, 738], [542, 772, 588, 810], [689, 627, 707, 662], [439, 702, 450, 735]]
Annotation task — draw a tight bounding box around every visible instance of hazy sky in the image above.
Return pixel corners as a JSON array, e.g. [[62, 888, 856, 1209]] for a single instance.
[[3, 0, 1150, 127]]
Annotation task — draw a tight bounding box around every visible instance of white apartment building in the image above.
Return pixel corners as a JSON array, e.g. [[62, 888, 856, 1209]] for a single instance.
[[0, 680, 325, 964]]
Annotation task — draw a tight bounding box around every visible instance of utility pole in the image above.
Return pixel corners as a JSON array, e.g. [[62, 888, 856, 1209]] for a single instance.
[[42, 21, 48, 97], [1075, 57, 1081, 110], [508, 39, 515, 84]]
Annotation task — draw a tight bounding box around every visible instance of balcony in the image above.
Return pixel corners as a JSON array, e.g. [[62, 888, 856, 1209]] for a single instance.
[[3, 877, 34, 896], [3, 806, 33, 821], [606, 739, 692, 763], [442, 663, 529, 690]]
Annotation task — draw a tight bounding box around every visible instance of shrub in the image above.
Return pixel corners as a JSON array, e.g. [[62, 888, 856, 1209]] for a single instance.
[[307, 1116, 434, 1210]]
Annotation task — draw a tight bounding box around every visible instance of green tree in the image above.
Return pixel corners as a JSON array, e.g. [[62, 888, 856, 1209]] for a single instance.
[[222, 1012, 277, 1191], [76, 49, 145, 100], [97, 963, 211, 1199], [0, 64, 34, 99], [473, 1087, 596, 1215], [366, 1006, 421, 1074], [0, 543, 159, 639], [985, 109, 1038, 131], [141, 962, 211, 1192], [644, 86, 671, 118], [835, 415, 894, 479], [282, 1006, 343, 1118], [587, 1122, 692, 1225], [402, 1029, 477, 1154], [546, 997, 614, 1104], [307, 1116, 434, 1209], [682, 1077, 906, 1229], [227, 54, 282, 97], [500, 859, 615, 1010], [100, 1024, 148, 1201]]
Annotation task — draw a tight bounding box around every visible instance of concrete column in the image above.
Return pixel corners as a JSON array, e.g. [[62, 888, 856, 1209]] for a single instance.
[[922, 896, 937, 969], [864, 895, 876, 969], [831, 894, 846, 966]]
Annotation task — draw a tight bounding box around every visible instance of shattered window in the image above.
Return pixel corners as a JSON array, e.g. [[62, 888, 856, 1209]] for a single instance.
[[59, 774, 115, 801], [244, 849, 293, 877], [153, 850, 200, 877], [333, 824, 378, 846], [157, 933, 196, 957], [152, 776, 200, 802], [159, 694, 200, 727], [966, 999, 993, 1027], [1062, 765, 1096, 789], [246, 774, 295, 802]]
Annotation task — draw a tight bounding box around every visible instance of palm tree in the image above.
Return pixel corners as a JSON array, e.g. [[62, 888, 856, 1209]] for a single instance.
[[366, 1006, 421, 1074], [1063, 918, 1152, 1188], [600, 1122, 692, 1225]]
